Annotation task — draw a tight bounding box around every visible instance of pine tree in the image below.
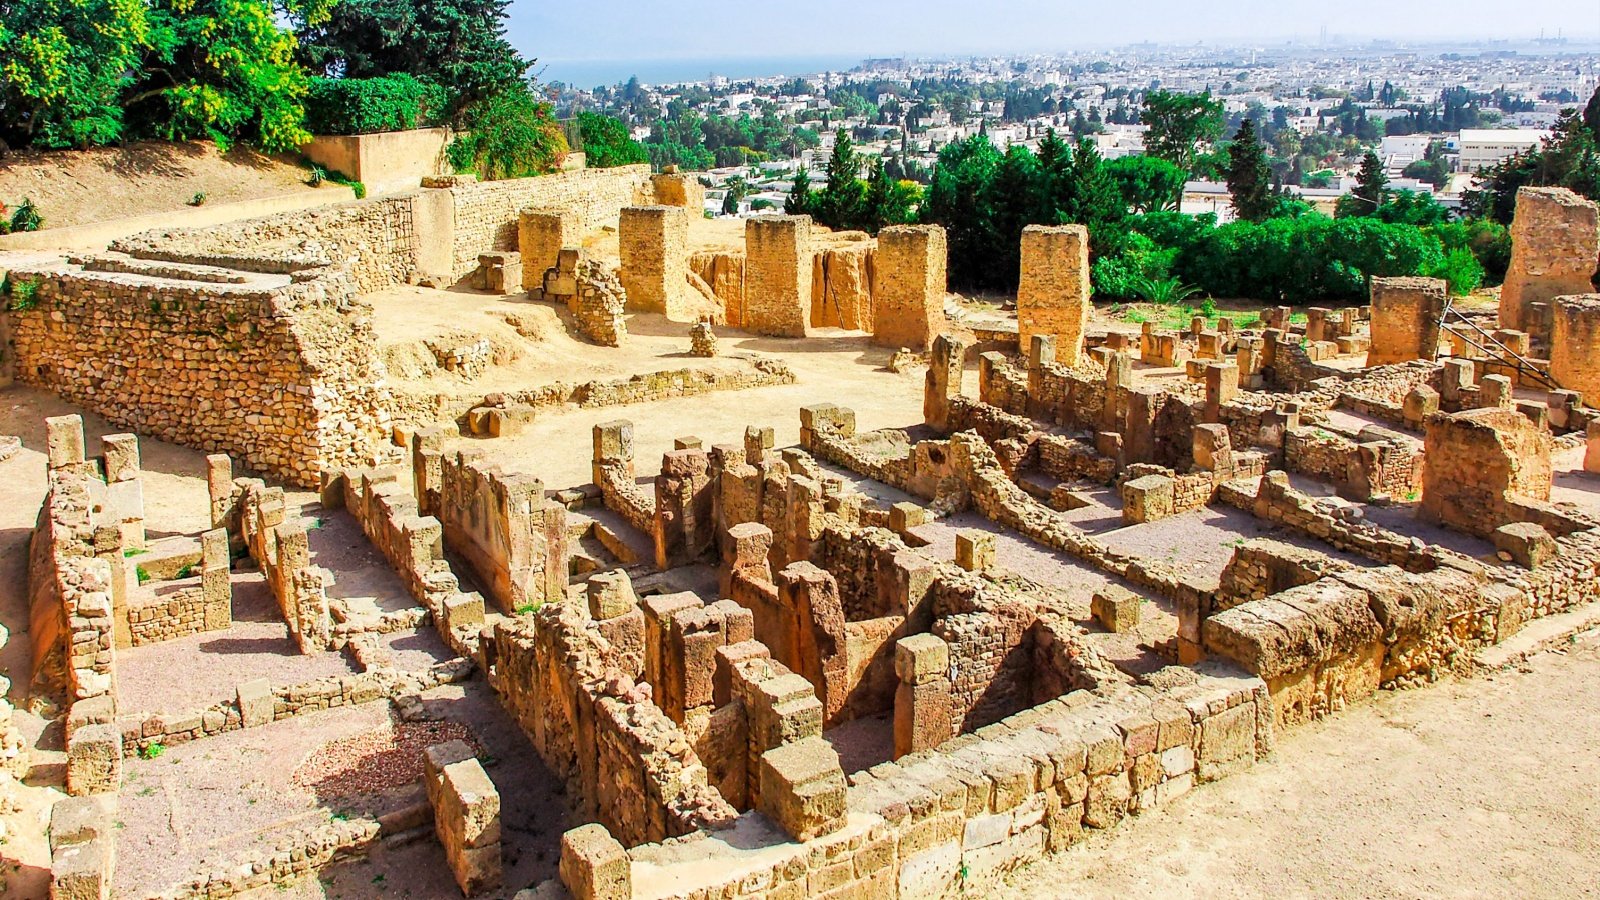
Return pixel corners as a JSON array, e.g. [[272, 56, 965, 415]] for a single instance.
[[785, 168, 812, 216], [1337, 150, 1388, 218], [1225, 118, 1274, 222]]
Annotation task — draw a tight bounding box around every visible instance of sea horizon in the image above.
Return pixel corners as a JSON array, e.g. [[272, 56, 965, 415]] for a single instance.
[[534, 54, 876, 90]]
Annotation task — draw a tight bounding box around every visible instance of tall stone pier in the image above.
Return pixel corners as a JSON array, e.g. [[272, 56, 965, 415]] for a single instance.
[[1366, 276, 1447, 367], [873, 224, 948, 351], [1550, 294, 1600, 399], [620, 206, 692, 320], [1499, 187, 1600, 340], [1017, 225, 1091, 367], [745, 216, 814, 337]]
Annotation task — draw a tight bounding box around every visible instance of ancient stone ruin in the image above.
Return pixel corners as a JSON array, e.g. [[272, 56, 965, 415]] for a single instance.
[[3, 167, 1600, 900]]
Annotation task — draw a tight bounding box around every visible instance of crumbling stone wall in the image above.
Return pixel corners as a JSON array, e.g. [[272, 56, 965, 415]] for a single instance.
[[1500, 186, 1600, 336], [518, 207, 580, 288], [237, 480, 332, 653], [487, 605, 737, 847], [1420, 407, 1552, 538], [1367, 276, 1447, 366], [430, 449, 568, 615], [9, 267, 392, 487], [689, 250, 746, 328]]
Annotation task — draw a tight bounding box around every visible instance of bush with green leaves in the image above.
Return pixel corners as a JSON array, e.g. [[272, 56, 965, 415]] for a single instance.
[[576, 111, 647, 169], [303, 74, 445, 135], [447, 87, 568, 181]]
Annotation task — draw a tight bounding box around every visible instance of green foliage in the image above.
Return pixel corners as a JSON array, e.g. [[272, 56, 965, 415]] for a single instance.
[[1225, 118, 1275, 223], [1430, 218, 1511, 285], [785, 168, 812, 216], [8, 198, 43, 232], [1127, 274, 1201, 306], [188, 192, 207, 206], [0, 0, 150, 148], [136, 565, 152, 584], [1140, 89, 1225, 189], [1091, 231, 1177, 300], [1423, 246, 1485, 296], [2, 274, 40, 311], [138, 741, 165, 760], [294, 0, 528, 123], [1372, 190, 1448, 226], [1335, 151, 1388, 218], [303, 74, 443, 135], [447, 85, 568, 181], [1104, 155, 1186, 214], [176, 562, 196, 579], [575, 111, 647, 168], [812, 129, 868, 231]]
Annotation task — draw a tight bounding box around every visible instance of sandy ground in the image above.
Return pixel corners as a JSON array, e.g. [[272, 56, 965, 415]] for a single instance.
[[1005, 628, 1600, 899], [0, 141, 333, 230]]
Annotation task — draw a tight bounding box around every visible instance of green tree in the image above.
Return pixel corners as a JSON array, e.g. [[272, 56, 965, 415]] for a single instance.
[[295, 0, 528, 120], [576, 111, 646, 168], [0, 0, 151, 148], [1225, 118, 1274, 222], [1336, 151, 1388, 218], [921, 134, 1003, 288], [1058, 138, 1125, 254], [1140, 89, 1224, 205], [785, 167, 812, 215], [863, 159, 916, 231], [813, 129, 866, 230], [1105, 155, 1187, 213]]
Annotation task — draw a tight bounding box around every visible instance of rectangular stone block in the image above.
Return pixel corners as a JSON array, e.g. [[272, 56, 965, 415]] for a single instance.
[[560, 823, 631, 900], [66, 724, 121, 796], [759, 737, 847, 841], [873, 224, 948, 351], [237, 678, 273, 728], [1018, 225, 1090, 366]]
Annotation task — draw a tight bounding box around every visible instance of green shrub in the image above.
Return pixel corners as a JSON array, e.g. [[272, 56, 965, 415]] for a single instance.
[[1425, 246, 1486, 295], [2, 275, 40, 312], [303, 75, 445, 136], [576, 111, 647, 169], [447, 87, 568, 181], [9, 199, 43, 233]]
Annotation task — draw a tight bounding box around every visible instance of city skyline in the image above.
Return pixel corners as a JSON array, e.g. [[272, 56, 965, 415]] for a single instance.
[[515, 0, 1600, 78]]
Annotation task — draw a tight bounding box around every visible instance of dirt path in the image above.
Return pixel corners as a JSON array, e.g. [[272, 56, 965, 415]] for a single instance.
[[1004, 630, 1600, 899]]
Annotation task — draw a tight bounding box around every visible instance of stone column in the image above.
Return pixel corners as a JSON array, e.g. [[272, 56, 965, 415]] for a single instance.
[[744, 215, 813, 337], [1550, 294, 1600, 400], [1018, 224, 1091, 366], [518, 207, 579, 289], [1367, 276, 1447, 366], [873, 224, 948, 350], [1500, 186, 1600, 335], [619, 206, 691, 319], [925, 333, 968, 432]]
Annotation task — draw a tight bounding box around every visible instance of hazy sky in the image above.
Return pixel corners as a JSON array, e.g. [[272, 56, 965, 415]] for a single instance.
[[513, 0, 1600, 65]]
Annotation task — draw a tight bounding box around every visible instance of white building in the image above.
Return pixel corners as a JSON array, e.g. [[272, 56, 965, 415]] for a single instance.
[[1457, 129, 1548, 172]]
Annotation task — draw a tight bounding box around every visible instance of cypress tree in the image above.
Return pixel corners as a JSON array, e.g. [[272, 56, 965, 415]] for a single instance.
[[1226, 118, 1274, 222], [785, 168, 812, 215]]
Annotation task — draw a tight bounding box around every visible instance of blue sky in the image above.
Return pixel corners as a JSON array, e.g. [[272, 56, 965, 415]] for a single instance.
[[511, 0, 1600, 66]]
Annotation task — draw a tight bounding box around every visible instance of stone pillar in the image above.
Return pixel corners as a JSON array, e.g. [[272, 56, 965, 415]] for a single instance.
[[954, 530, 996, 573], [66, 724, 121, 796], [46, 414, 86, 473], [434, 757, 502, 896], [894, 634, 953, 758], [101, 434, 139, 483], [1204, 362, 1240, 422], [619, 205, 692, 319], [1550, 294, 1600, 400], [1500, 187, 1600, 335], [1367, 276, 1447, 366], [592, 420, 635, 487], [925, 333, 968, 432], [873, 224, 948, 350], [655, 449, 712, 570], [205, 454, 234, 531], [1017, 224, 1091, 366], [200, 527, 232, 631], [518, 207, 580, 289], [744, 215, 813, 337]]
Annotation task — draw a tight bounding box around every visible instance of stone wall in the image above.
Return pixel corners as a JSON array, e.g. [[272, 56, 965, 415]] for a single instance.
[[9, 266, 392, 487], [1420, 407, 1553, 538], [619, 206, 694, 319], [111, 196, 418, 295], [1549, 294, 1600, 399], [617, 667, 1268, 900], [441, 165, 653, 281], [813, 241, 876, 331]]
